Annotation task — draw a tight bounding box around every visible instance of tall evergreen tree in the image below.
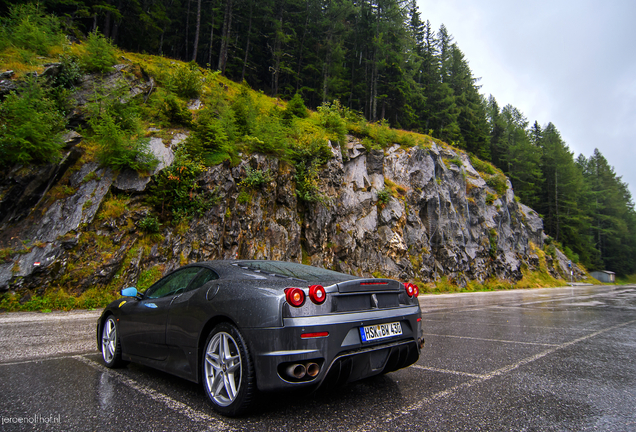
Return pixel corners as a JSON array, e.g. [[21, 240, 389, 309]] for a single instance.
[[578, 149, 636, 274], [497, 105, 542, 208], [536, 123, 589, 260]]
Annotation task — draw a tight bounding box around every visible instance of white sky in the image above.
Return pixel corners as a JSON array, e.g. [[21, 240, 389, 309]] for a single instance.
[[417, 0, 636, 200]]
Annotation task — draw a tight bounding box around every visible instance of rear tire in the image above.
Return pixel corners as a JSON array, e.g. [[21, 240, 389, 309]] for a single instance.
[[202, 323, 256, 416], [101, 316, 126, 368]]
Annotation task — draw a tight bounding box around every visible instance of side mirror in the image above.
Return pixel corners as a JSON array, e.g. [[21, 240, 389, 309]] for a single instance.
[[121, 287, 138, 297]]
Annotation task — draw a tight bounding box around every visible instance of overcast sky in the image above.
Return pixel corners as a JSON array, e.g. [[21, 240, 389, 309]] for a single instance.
[[417, 0, 636, 199]]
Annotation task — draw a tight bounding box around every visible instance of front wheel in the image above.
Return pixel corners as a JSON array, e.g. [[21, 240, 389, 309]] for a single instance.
[[202, 323, 256, 416], [101, 316, 126, 368]]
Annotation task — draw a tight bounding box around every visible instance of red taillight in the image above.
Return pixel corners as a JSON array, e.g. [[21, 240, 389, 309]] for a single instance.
[[404, 282, 420, 297], [301, 331, 329, 339], [308, 285, 326, 304], [285, 287, 305, 307]]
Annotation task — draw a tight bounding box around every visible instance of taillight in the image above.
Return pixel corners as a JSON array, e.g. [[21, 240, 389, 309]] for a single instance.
[[405, 282, 419, 297], [308, 285, 326, 304], [285, 287, 305, 307], [301, 331, 329, 339]]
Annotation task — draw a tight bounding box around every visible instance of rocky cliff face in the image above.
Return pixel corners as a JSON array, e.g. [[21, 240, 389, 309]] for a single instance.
[[0, 65, 585, 299], [0, 125, 585, 298]]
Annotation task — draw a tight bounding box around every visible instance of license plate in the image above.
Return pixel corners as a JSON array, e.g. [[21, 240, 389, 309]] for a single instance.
[[360, 322, 402, 342]]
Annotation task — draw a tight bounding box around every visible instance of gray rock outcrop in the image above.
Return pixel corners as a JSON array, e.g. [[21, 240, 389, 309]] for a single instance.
[[0, 134, 584, 295]]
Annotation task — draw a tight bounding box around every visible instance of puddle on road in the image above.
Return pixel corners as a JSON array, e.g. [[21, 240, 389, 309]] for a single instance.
[[559, 301, 605, 307]]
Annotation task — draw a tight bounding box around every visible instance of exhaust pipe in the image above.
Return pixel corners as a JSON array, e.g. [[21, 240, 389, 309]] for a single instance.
[[418, 338, 425, 349], [286, 363, 306, 379], [305, 362, 320, 378]]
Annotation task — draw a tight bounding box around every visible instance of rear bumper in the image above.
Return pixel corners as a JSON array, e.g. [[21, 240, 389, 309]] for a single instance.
[[243, 305, 422, 392]]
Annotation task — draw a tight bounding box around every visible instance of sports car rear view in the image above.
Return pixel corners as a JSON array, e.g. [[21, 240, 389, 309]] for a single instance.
[[96, 260, 424, 416]]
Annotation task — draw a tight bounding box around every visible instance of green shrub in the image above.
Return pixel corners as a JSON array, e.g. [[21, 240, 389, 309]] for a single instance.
[[139, 215, 160, 233], [290, 138, 332, 203], [448, 158, 463, 167], [485, 174, 508, 195], [166, 63, 203, 99], [397, 133, 417, 148], [316, 100, 347, 145], [250, 115, 289, 156], [563, 246, 579, 264], [89, 111, 156, 171], [377, 188, 391, 205], [47, 85, 74, 115], [546, 244, 557, 259], [88, 83, 141, 134], [485, 192, 496, 205], [362, 137, 380, 152], [0, 287, 118, 312], [237, 190, 252, 204], [283, 93, 308, 121], [470, 154, 496, 175], [367, 120, 398, 148], [290, 138, 332, 168], [0, 79, 66, 166], [146, 148, 216, 222], [15, 47, 37, 65], [231, 86, 257, 136], [240, 166, 272, 189], [489, 229, 498, 259], [86, 84, 157, 172], [186, 101, 241, 165], [187, 108, 231, 158], [82, 31, 117, 73], [294, 163, 321, 203], [160, 93, 192, 126], [54, 52, 82, 89], [0, 3, 64, 55]]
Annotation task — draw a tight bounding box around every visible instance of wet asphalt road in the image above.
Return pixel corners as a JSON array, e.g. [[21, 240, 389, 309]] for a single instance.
[[1, 285, 636, 431]]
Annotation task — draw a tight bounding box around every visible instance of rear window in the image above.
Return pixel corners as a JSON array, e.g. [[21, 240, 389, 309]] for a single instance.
[[238, 261, 359, 283]]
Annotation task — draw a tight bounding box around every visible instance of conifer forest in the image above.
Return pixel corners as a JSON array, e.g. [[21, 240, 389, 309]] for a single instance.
[[1, 0, 635, 277]]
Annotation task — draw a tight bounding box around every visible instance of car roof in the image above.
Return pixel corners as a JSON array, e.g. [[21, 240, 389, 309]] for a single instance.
[[186, 260, 360, 284]]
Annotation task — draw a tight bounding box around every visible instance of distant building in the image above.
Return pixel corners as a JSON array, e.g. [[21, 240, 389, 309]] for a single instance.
[[590, 270, 616, 283]]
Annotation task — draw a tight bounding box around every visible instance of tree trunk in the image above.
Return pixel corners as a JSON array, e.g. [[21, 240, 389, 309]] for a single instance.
[[111, 0, 123, 44], [555, 170, 559, 241], [192, 0, 202, 62], [270, 8, 283, 97], [104, 12, 111, 37], [371, 46, 378, 121], [241, 1, 253, 81], [185, 0, 191, 61], [208, 7, 215, 68], [295, 1, 309, 93], [370, 5, 380, 122], [348, 14, 360, 109], [322, 38, 332, 103], [218, 0, 234, 75]]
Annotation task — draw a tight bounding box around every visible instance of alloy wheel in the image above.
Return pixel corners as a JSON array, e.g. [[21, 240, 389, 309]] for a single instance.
[[204, 331, 243, 407]]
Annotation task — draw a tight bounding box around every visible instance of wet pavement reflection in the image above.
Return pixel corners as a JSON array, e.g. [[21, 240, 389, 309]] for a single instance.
[[1, 284, 635, 431]]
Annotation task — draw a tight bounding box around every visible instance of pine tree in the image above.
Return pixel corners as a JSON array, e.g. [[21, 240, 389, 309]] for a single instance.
[[497, 105, 542, 208], [579, 149, 636, 274], [536, 123, 588, 260]]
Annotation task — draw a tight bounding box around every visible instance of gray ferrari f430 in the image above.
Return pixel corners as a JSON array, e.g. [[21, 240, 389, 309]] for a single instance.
[[97, 260, 424, 416]]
